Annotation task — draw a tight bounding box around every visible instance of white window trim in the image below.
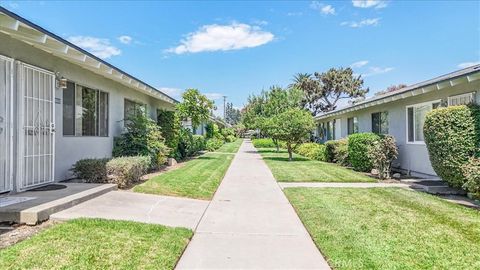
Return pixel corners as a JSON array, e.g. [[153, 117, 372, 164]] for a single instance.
[[405, 99, 441, 145]]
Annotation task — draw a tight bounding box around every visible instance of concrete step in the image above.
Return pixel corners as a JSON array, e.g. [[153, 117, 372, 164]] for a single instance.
[[401, 179, 467, 195], [7, 184, 117, 225]]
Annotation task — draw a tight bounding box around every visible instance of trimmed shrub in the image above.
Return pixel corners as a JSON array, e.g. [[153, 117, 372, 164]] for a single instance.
[[205, 122, 220, 139], [461, 157, 480, 198], [252, 138, 276, 148], [225, 135, 236, 143], [206, 138, 224, 151], [368, 135, 399, 179], [424, 105, 480, 188], [325, 139, 349, 165], [106, 156, 150, 188], [192, 135, 206, 153], [348, 133, 381, 172], [71, 158, 110, 183], [113, 112, 170, 169], [157, 109, 180, 156], [295, 143, 327, 161]]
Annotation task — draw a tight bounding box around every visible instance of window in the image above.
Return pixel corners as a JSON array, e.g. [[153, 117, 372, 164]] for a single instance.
[[347, 117, 358, 135], [371, 111, 389, 134], [448, 92, 476, 106], [124, 99, 146, 120], [327, 121, 335, 140], [407, 101, 441, 143], [62, 82, 109, 137]]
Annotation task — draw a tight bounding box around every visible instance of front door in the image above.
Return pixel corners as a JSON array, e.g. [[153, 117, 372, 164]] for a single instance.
[[0, 56, 13, 193], [16, 62, 55, 191]]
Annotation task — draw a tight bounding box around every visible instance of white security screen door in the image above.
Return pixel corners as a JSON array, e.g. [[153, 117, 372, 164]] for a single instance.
[[16, 62, 55, 191], [0, 56, 13, 193]]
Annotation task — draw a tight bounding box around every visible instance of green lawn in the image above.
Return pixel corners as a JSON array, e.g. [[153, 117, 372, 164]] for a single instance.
[[134, 152, 234, 199], [258, 148, 375, 182], [215, 138, 243, 153], [0, 218, 192, 270], [285, 188, 480, 270]]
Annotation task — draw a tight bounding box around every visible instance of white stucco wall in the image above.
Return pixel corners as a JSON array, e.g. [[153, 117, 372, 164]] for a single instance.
[[316, 78, 480, 177], [0, 32, 176, 182]]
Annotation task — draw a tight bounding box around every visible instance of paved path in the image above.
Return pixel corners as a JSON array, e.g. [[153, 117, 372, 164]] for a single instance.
[[279, 182, 411, 189], [50, 191, 209, 230], [176, 140, 330, 269]]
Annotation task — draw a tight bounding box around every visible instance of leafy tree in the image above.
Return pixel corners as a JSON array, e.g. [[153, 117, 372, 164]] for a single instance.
[[241, 91, 267, 130], [269, 108, 315, 161], [176, 88, 214, 133], [157, 109, 180, 157], [225, 102, 241, 125], [292, 67, 369, 115]]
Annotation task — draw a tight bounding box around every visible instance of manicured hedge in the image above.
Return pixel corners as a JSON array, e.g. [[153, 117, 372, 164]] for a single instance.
[[462, 157, 480, 198], [348, 133, 381, 172], [424, 105, 480, 188], [106, 156, 151, 188], [252, 138, 277, 148], [71, 158, 110, 183], [206, 138, 224, 151], [295, 143, 327, 161], [325, 139, 349, 165]]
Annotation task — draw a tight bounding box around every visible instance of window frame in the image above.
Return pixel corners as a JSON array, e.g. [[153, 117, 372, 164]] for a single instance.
[[371, 111, 389, 135], [347, 117, 358, 135], [62, 81, 109, 137], [447, 92, 476, 106], [405, 99, 441, 145], [124, 98, 147, 121]]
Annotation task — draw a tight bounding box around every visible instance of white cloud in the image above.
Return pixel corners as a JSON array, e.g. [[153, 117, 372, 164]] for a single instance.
[[341, 18, 380, 28], [287, 12, 303, 16], [205, 93, 224, 100], [352, 0, 387, 9], [158, 87, 183, 99], [362, 66, 394, 77], [118, 35, 132, 44], [67, 36, 121, 59], [167, 23, 274, 54], [252, 19, 268, 26], [350, 60, 369, 68], [457, 61, 480, 69], [310, 1, 336, 15]]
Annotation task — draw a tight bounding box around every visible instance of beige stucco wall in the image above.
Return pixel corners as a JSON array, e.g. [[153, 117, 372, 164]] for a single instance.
[[316, 78, 480, 177], [0, 32, 175, 182]]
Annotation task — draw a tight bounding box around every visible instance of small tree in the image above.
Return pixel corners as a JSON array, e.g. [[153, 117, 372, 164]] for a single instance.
[[367, 135, 398, 179], [177, 89, 214, 133], [270, 108, 315, 161]]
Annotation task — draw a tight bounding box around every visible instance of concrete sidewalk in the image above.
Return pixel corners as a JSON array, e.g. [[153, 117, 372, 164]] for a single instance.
[[50, 191, 209, 230], [176, 140, 330, 269]]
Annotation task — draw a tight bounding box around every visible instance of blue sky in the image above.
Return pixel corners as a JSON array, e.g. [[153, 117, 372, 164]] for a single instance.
[[1, 1, 479, 115]]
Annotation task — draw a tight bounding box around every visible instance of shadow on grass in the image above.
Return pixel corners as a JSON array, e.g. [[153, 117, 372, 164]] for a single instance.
[[256, 149, 287, 154], [196, 156, 217, 160]]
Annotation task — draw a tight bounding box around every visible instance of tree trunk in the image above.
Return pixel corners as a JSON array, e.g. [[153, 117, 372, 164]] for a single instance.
[[287, 144, 293, 161]]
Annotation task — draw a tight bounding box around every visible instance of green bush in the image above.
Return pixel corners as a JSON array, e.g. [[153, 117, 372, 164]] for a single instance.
[[461, 157, 480, 198], [225, 135, 236, 143], [206, 138, 224, 151], [157, 109, 180, 156], [252, 138, 276, 148], [113, 112, 170, 169], [367, 135, 399, 179], [205, 122, 220, 139], [295, 143, 327, 161], [424, 105, 480, 188], [221, 127, 236, 139], [192, 135, 206, 153], [348, 133, 381, 172], [324, 139, 349, 165], [106, 156, 150, 188], [71, 158, 110, 183]]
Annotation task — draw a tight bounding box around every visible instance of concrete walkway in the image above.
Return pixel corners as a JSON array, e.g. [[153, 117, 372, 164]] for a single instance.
[[279, 182, 411, 189], [50, 191, 209, 230], [176, 140, 330, 269]]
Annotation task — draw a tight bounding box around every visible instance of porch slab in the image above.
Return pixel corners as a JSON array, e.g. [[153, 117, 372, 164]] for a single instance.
[[51, 191, 209, 230], [0, 183, 117, 225]]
